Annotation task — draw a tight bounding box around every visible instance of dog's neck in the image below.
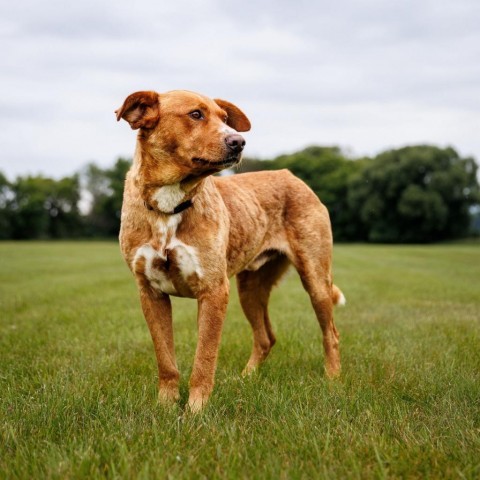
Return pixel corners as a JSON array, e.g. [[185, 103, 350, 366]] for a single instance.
[[132, 146, 210, 215], [144, 184, 194, 215]]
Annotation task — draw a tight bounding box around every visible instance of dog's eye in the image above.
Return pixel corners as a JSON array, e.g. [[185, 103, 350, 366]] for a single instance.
[[223, 116, 228, 124], [189, 110, 204, 120]]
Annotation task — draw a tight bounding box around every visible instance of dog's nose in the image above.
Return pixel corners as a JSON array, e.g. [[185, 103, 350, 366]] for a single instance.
[[225, 134, 246, 153]]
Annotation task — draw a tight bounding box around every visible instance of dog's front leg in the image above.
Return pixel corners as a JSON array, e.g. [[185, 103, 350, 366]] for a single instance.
[[139, 288, 180, 405], [188, 280, 230, 412]]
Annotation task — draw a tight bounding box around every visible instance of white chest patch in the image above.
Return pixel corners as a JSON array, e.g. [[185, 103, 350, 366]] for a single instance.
[[152, 183, 185, 213], [168, 237, 203, 279], [133, 244, 177, 294], [132, 213, 203, 295]]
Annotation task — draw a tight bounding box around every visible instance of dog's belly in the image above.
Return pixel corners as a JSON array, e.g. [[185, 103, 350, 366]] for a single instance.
[[132, 242, 202, 298], [244, 249, 282, 271]]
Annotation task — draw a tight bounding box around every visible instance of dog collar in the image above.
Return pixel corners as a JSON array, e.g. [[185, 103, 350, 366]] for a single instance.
[[144, 199, 193, 215]]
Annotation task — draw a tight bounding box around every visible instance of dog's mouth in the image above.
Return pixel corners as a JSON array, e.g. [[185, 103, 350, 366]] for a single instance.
[[192, 155, 241, 168]]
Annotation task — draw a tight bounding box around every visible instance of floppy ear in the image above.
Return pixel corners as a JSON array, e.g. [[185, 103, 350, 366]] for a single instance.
[[115, 91, 160, 130], [214, 99, 251, 132]]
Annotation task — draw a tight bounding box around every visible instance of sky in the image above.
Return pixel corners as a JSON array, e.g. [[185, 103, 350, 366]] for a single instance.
[[1, 0, 479, 179]]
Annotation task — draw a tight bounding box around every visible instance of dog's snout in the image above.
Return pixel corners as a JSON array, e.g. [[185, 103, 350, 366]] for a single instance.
[[225, 134, 246, 153]]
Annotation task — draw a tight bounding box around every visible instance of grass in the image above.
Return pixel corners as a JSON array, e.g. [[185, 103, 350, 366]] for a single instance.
[[0, 241, 479, 479]]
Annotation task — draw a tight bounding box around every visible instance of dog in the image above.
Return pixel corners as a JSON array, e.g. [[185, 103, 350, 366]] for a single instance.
[[116, 90, 344, 412]]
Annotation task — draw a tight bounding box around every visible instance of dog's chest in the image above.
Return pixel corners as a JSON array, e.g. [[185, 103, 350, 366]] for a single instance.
[[132, 216, 202, 297]]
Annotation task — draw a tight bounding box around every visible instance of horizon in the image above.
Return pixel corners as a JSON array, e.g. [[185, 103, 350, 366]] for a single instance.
[[1, 141, 477, 181]]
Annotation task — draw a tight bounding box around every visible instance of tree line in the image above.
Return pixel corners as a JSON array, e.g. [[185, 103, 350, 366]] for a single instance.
[[0, 145, 479, 242], [0, 159, 130, 241]]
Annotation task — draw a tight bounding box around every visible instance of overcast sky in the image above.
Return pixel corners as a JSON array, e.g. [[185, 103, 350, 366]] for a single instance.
[[1, 0, 479, 179]]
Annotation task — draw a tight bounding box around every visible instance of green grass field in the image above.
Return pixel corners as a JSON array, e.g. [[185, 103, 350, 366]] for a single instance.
[[1, 241, 479, 479]]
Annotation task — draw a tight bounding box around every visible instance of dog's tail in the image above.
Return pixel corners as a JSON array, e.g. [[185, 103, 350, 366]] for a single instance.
[[332, 284, 346, 307]]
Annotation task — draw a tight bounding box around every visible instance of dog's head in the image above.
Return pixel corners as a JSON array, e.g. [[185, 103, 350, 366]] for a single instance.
[[116, 90, 251, 185]]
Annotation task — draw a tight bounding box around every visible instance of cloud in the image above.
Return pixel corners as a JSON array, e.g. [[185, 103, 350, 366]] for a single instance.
[[0, 0, 479, 179]]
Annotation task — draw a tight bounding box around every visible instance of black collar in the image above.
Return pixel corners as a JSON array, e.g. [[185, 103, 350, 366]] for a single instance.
[[144, 198, 193, 215]]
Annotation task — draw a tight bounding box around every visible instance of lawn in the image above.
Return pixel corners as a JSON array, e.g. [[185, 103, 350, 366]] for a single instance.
[[0, 241, 479, 479]]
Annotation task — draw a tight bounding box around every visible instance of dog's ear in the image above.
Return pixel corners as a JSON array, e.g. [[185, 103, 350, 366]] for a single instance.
[[214, 99, 251, 132], [115, 91, 160, 130]]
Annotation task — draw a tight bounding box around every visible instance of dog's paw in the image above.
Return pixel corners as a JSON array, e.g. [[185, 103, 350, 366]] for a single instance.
[[186, 389, 210, 413], [325, 364, 341, 379], [241, 364, 259, 377], [158, 387, 180, 407]]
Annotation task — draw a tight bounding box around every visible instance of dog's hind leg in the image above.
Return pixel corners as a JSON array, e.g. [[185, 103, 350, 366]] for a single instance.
[[302, 271, 340, 378], [284, 199, 341, 378], [236, 254, 290, 375], [289, 244, 341, 378]]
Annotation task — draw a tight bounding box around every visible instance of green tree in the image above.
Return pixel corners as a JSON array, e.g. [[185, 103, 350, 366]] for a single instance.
[[8, 174, 82, 239], [348, 145, 479, 242], [83, 158, 131, 236], [0, 172, 13, 239]]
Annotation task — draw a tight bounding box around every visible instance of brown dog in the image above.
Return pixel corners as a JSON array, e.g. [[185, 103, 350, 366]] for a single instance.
[[116, 90, 344, 412]]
